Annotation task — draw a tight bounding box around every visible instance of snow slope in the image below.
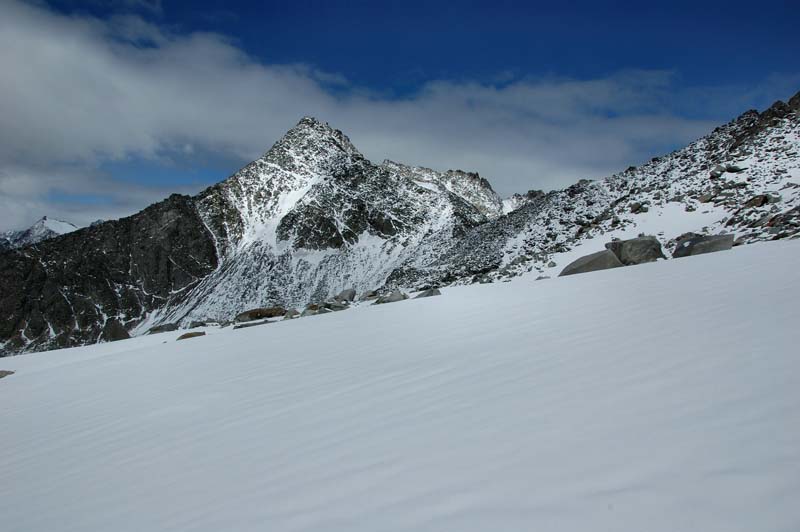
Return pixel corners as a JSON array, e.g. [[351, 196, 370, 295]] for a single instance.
[[2, 240, 799, 531]]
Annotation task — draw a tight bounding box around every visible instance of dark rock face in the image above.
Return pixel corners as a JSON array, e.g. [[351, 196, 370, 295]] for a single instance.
[[673, 234, 734, 258], [559, 250, 624, 277], [0, 194, 218, 354], [234, 307, 286, 323], [101, 319, 130, 343], [605, 236, 666, 265]]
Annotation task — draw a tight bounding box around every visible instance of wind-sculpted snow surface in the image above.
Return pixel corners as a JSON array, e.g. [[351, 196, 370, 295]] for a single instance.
[[2, 241, 799, 531], [1, 92, 799, 354]]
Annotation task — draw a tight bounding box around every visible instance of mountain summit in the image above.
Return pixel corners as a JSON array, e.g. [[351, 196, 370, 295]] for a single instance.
[[1, 95, 799, 355]]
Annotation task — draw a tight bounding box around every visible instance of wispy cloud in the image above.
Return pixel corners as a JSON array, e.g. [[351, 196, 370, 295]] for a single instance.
[[0, 0, 796, 230]]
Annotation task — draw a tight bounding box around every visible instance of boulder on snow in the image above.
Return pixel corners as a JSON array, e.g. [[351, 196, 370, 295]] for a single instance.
[[148, 323, 179, 335], [283, 308, 300, 320], [0, 370, 15, 379], [177, 331, 206, 340], [414, 288, 441, 299], [559, 249, 624, 277], [359, 290, 379, 301], [334, 288, 356, 302], [323, 300, 349, 311], [101, 319, 130, 342], [373, 290, 409, 305], [672, 234, 734, 258], [604, 236, 666, 265], [189, 321, 208, 329], [234, 307, 286, 323]]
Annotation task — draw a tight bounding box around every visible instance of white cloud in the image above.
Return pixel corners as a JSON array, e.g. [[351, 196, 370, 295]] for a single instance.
[[0, 0, 795, 230]]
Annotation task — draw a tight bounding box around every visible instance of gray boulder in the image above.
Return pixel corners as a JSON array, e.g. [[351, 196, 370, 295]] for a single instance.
[[148, 323, 179, 335], [672, 234, 734, 258], [559, 250, 624, 277], [323, 300, 349, 311], [359, 290, 379, 301], [414, 288, 441, 299], [235, 307, 286, 323], [605, 236, 666, 265], [0, 370, 15, 379], [335, 288, 356, 302], [373, 290, 409, 305], [283, 308, 300, 320]]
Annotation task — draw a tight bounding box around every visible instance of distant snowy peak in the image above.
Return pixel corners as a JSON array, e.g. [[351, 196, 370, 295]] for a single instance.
[[502, 189, 546, 214], [0, 216, 78, 250]]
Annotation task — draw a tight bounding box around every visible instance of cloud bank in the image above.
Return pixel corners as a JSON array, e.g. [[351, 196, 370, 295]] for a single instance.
[[1, 0, 797, 230]]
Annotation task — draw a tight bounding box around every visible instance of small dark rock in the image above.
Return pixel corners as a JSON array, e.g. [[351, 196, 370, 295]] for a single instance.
[[414, 288, 441, 299], [177, 331, 206, 340], [373, 290, 409, 305], [148, 323, 179, 335], [235, 307, 286, 323]]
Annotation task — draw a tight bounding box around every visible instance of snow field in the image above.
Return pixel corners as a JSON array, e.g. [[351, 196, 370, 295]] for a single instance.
[[1, 240, 799, 531]]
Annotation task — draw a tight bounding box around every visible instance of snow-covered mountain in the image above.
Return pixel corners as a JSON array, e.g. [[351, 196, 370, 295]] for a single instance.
[[0, 216, 77, 250], [1, 91, 798, 355]]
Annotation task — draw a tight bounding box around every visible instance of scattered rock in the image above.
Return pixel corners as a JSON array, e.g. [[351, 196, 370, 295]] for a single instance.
[[235, 307, 286, 323], [283, 308, 300, 320], [672, 234, 734, 258], [317, 307, 333, 314], [709, 164, 725, 179], [0, 370, 14, 379], [373, 290, 409, 305], [148, 323, 179, 335], [535, 275, 550, 281], [101, 319, 130, 342], [414, 288, 441, 299], [559, 249, 624, 276], [300, 307, 318, 317], [725, 164, 746, 173], [189, 321, 207, 329], [323, 301, 349, 311], [334, 288, 356, 302], [233, 321, 270, 330], [177, 331, 206, 340], [698, 192, 716, 203], [359, 290, 379, 301], [605, 236, 666, 265], [547, 261, 557, 268], [743, 194, 780, 209]]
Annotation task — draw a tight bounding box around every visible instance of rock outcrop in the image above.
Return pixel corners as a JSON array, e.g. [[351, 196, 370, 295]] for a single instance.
[[559, 250, 624, 277]]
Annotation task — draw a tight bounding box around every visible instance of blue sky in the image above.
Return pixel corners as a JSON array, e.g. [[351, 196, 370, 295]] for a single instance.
[[1, 0, 798, 229]]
